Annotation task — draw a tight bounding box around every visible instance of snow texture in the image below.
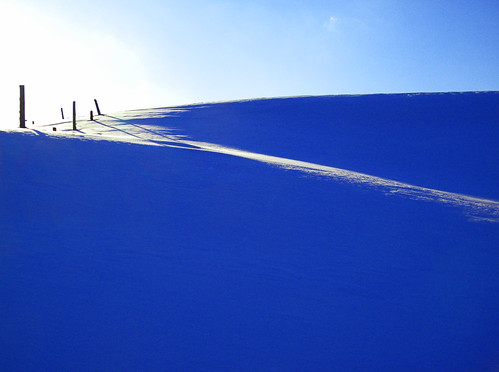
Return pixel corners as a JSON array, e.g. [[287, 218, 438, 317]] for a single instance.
[[1, 92, 498, 370]]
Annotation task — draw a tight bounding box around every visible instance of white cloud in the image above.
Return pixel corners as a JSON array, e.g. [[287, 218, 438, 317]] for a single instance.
[[324, 15, 339, 31]]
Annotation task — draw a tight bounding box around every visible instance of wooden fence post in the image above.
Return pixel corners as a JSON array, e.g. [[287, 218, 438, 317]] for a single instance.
[[72, 101, 76, 130], [94, 99, 101, 115], [61, 108, 65, 120], [90, 110, 93, 121], [19, 85, 26, 128]]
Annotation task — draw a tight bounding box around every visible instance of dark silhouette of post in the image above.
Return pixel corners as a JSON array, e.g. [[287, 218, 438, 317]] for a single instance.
[[94, 99, 101, 115], [61, 108, 64, 120], [19, 85, 26, 128], [72, 101, 76, 130], [90, 110, 93, 121]]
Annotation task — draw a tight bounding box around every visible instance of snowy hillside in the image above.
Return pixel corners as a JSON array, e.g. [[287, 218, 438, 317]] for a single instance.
[[1, 92, 498, 371]]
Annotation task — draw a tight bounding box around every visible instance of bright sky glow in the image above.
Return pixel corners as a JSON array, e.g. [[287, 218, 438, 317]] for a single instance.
[[1, 0, 498, 128]]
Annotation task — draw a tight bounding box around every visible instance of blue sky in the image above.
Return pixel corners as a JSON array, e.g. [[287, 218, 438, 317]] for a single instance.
[[1, 0, 498, 127]]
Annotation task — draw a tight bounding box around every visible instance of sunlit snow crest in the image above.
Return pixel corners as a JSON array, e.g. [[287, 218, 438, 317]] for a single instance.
[[9, 108, 499, 223]]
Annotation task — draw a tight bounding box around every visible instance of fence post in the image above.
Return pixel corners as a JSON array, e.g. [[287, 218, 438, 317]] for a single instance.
[[90, 110, 93, 121], [19, 85, 26, 128], [61, 107, 65, 120], [72, 101, 76, 130], [94, 99, 101, 115]]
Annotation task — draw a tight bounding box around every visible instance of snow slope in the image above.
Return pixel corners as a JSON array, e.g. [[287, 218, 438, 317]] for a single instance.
[[1, 92, 498, 371]]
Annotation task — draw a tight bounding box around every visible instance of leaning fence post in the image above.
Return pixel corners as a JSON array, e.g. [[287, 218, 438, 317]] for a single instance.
[[94, 99, 101, 115], [61, 108, 65, 120], [72, 101, 76, 130], [19, 85, 26, 128]]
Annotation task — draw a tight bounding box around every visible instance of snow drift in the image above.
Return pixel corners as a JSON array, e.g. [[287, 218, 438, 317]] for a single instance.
[[1, 92, 498, 371]]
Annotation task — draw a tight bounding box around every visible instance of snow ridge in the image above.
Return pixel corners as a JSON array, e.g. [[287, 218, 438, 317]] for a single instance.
[[15, 107, 499, 223]]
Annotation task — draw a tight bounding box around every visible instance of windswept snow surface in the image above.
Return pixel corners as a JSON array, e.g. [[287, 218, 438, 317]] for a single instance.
[[1, 92, 498, 370]]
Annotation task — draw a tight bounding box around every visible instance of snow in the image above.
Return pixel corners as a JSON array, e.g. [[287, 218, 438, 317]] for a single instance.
[[1, 92, 498, 370]]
